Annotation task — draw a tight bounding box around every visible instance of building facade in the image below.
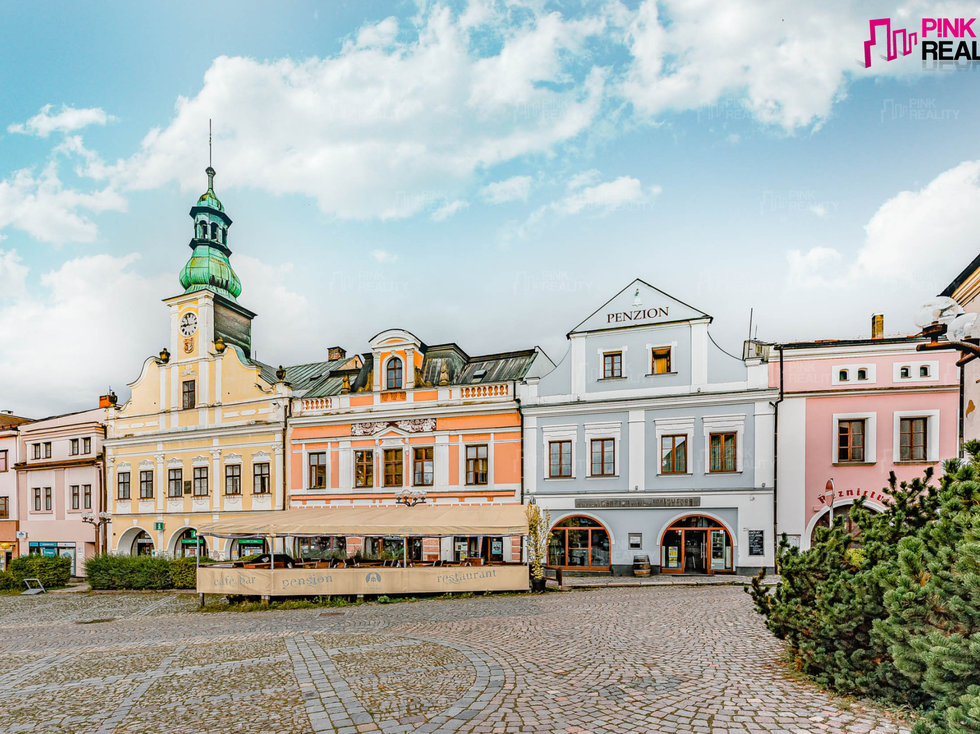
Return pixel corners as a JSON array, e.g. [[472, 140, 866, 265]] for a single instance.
[[941, 255, 980, 443], [0, 412, 32, 570], [287, 329, 552, 563], [773, 327, 959, 550], [105, 167, 292, 560], [520, 280, 777, 575], [14, 408, 106, 576]]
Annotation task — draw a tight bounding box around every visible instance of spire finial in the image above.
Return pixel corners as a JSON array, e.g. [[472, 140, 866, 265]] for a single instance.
[[209, 118, 212, 168]]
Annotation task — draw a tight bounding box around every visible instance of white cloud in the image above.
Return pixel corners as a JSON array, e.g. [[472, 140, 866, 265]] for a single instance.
[[787, 246, 845, 289], [109, 6, 607, 219], [432, 199, 468, 221], [8, 104, 113, 138], [481, 175, 532, 204], [553, 175, 658, 215], [0, 249, 28, 300], [370, 249, 399, 264], [0, 163, 126, 243]]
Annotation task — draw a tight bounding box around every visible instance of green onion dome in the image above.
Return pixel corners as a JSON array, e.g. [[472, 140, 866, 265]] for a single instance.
[[179, 166, 241, 301]]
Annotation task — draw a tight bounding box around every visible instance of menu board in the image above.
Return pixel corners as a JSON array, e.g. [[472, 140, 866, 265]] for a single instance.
[[748, 530, 765, 556]]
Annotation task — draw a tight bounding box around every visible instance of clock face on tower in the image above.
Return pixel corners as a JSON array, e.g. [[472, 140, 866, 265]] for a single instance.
[[179, 312, 198, 337]]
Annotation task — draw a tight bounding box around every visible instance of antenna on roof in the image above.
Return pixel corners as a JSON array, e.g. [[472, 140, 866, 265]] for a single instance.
[[747, 308, 754, 341]]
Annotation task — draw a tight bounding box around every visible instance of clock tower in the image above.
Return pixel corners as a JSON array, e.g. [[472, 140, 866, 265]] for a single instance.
[[166, 166, 255, 362]]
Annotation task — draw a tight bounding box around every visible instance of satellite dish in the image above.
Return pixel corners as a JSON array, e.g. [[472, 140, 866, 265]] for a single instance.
[[948, 312, 980, 343], [914, 297, 963, 329]]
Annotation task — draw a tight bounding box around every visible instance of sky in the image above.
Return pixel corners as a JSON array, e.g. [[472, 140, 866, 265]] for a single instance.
[[2, 0, 980, 417]]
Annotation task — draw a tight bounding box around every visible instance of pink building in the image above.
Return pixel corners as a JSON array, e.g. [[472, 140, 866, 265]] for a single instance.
[[14, 408, 107, 576], [0, 411, 33, 570], [773, 325, 958, 550]]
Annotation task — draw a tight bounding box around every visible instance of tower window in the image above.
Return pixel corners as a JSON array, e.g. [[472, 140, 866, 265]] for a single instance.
[[211, 223, 218, 240], [198, 221, 207, 238]]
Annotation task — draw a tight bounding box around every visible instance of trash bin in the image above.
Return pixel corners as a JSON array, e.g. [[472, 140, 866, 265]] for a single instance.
[[633, 554, 651, 577]]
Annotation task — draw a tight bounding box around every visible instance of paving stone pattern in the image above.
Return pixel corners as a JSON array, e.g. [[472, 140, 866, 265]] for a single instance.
[[0, 588, 910, 733]]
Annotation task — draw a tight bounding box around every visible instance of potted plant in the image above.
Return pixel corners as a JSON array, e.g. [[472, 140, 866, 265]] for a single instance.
[[526, 503, 550, 592]]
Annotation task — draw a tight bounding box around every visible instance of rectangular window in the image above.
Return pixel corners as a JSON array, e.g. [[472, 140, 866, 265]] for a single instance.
[[33, 488, 41, 511], [661, 435, 687, 474], [83, 484, 91, 510], [117, 472, 131, 500], [253, 463, 270, 494], [709, 432, 737, 473], [837, 420, 865, 463], [590, 438, 615, 476], [384, 448, 404, 488], [168, 468, 183, 497], [193, 466, 208, 496], [43, 442, 51, 459], [548, 440, 572, 478], [0, 450, 6, 472], [413, 447, 433, 486], [44, 487, 52, 511], [70, 438, 79, 455], [182, 380, 196, 410], [308, 452, 327, 489], [900, 417, 928, 461], [139, 470, 153, 499], [71, 485, 80, 510], [466, 444, 489, 485], [602, 351, 622, 379], [0, 497, 7, 519], [354, 450, 373, 488], [32, 443, 40, 459], [225, 465, 241, 495], [651, 347, 671, 375], [83, 437, 91, 454]]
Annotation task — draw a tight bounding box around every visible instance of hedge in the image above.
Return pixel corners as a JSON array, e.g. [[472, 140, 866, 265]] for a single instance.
[[7, 555, 72, 589], [85, 554, 207, 590]]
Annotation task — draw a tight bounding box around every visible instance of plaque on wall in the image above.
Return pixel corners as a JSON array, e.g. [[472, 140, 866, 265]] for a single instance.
[[747, 529, 765, 556], [575, 497, 700, 509]]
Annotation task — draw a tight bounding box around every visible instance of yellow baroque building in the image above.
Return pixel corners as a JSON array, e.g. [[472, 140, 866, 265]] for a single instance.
[[105, 166, 307, 560]]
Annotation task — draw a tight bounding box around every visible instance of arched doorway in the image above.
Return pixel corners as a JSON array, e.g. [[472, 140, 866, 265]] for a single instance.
[[810, 503, 882, 546], [660, 515, 733, 574], [133, 530, 154, 556], [547, 516, 610, 569], [173, 528, 207, 558]]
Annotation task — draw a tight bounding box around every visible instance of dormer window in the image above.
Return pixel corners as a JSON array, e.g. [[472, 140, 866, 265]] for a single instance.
[[386, 357, 403, 390], [472, 369, 488, 382], [839, 369, 849, 382], [900, 366, 911, 379]]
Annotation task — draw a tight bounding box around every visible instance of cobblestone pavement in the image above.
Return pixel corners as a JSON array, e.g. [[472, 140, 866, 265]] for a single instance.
[[0, 588, 911, 733]]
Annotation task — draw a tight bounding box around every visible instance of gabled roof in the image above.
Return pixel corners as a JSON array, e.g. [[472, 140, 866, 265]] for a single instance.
[[0, 413, 32, 429], [941, 252, 980, 298], [569, 278, 711, 336]]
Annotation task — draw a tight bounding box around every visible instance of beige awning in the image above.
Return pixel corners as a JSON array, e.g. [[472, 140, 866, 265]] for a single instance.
[[197, 504, 528, 538]]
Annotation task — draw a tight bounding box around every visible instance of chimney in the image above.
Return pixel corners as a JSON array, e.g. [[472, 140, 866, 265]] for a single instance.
[[328, 346, 346, 360], [98, 392, 117, 409], [871, 314, 884, 339]]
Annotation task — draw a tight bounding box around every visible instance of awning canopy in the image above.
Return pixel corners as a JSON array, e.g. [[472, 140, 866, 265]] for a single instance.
[[197, 504, 528, 538]]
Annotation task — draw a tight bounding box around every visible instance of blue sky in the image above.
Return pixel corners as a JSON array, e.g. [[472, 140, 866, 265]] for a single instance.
[[2, 1, 980, 416]]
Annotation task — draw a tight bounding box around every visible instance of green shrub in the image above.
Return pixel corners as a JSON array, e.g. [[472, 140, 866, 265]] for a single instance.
[[0, 570, 16, 590], [8, 555, 72, 588], [85, 554, 172, 590], [169, 557, 199, 589]]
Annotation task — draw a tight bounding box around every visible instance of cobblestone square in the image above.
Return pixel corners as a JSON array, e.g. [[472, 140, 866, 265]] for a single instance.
[[0, 587, 910, 733]]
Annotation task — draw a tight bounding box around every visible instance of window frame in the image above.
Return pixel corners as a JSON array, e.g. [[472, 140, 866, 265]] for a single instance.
[[0, 449, 7, 472], [602, 351, 623, 379], [660, 434, 688, 474], [82, 437, 91, 454], [708, 432, 737, 473], [138, 470, 154, 499], [354, 450, 374, 489], [83, 484, 92, 510], [168, 468, 183, 498], [70, 438, 79, 455], [0, 497, 8, 519], [385, 356, 404, 390], [70, 485, 80, 510], [465, 444, 489, 485], [44, 487, 52, 511], [43, 442, 51, 459], [548, 440, 572, 479], [837, 419, 866, 463], [224, 464, 242, 495], [650, 346, 672, 375], [253, 462, 271, 494], [117, 472, 131, 500], [383, 448, 404, 488], [412, 446, 433, 487], [33, 487, 41, 511], [590, 438, 616, 477], [308, 451, 327, 489], [181, 380, 196, 410], [899, 417, 928, 462], [192, 466, 208, 497]]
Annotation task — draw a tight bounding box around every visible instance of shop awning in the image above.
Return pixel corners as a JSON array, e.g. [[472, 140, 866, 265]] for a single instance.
[[197, 504, 528, 538]]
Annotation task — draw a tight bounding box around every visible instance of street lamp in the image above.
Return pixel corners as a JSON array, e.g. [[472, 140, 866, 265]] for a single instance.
[[81, 512, 112, 554], [824, 479, 836, 525], [394, 487, 427, 507]]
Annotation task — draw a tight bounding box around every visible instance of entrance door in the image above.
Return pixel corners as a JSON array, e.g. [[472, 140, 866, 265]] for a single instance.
[[684, 530, 707, 573], [660, 515, 734, 574]]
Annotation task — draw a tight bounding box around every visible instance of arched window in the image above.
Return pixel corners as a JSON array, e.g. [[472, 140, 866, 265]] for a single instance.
[[133, 530, 154, 556], [211, 222, 219, 240], [175, 528, 207, 558], [660, 515, 732, 574], [198, 221, 208, 238], [548, 516, 610, 569], [386, 357, 403, 390]]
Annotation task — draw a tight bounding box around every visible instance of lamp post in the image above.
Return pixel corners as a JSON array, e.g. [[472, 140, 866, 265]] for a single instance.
[[394, 487, 427, 507], [81, 512, 112, 555], [824, 479, 835, 525]]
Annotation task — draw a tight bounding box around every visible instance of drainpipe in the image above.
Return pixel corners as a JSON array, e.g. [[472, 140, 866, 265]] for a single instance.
[[959, 360, 965, 455], [770, 345, 785, 562], [99, 423, 108, 555], [517, 381, 524, 505]]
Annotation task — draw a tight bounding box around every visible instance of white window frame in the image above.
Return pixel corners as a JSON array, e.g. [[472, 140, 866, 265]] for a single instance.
[[541, 425, 577, 480], [702, 415, 746, 474], [654, 417, 694, 476], [893, 360, 939, 383], [646, 342, 678, 376], [597, 346, 628, 380], [893, 410, 940, 463], [832, 412, 877, 464], [832, 363, 876, 385], [584, 422, 621, 477]]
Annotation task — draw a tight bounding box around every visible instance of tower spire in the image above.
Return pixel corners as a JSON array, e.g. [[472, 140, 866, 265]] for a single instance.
[[208, 118, 212, 168]]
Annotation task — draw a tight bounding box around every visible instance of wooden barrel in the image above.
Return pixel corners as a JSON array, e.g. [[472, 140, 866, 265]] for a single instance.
[[633, 554, 651, 577]]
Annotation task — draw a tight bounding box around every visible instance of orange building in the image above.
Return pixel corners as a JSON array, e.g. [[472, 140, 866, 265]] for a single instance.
[[287, 329, 552, 563]]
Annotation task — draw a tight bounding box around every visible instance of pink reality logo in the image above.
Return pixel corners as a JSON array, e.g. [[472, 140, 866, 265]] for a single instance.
[[864, 17, 977, 67]]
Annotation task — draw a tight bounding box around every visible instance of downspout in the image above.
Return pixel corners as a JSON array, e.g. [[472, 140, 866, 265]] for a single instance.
[[99, 423, 108, 555], [517, 380, 524, 505], [771, 345, 785, 562], [959, 359, 965, 455]]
